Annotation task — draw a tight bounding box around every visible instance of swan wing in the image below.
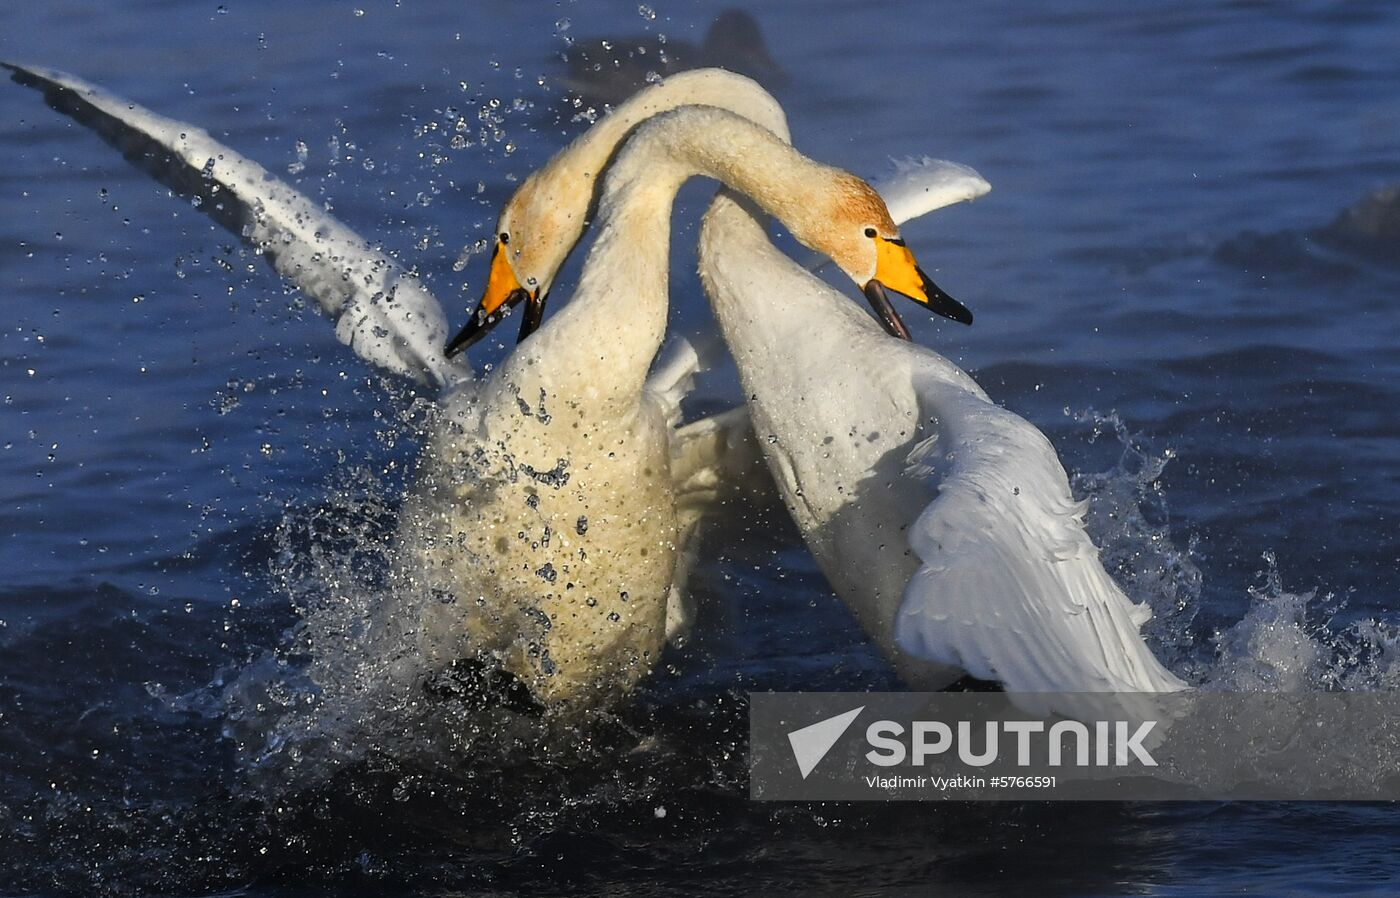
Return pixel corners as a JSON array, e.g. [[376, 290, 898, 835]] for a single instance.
[[647, 336, 774, 640], [5, 62, 467, 389], [875, 157, 991, 225], [895, 369, 1187, 699], [649, 334, 774, 521]]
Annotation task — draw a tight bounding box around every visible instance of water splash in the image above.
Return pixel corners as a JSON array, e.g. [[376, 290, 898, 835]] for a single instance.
[[1068, 409, 1202, 669], [1206, 552, 1324, 691], [1066, 408, 1398, 693]]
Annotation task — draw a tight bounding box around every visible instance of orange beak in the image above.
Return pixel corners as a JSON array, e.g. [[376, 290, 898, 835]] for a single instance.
[[444, 241, 539, 358], [862, 236, 973, 339]]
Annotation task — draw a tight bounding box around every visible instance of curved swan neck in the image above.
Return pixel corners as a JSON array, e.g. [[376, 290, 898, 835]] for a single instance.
[[501, 70, 791, 297], [553, 70, 792, 196], [510, 107, 836, 410], [599, 106, 823, 232]]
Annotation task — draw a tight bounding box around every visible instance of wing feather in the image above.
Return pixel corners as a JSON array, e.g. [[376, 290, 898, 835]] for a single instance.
[[896, 372, 1187, 700], [875, 157, 991, 226], [5, 62, 466, 389]]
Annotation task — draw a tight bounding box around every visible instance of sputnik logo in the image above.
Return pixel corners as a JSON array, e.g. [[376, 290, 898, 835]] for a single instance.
[[787, 706, 864, 779]]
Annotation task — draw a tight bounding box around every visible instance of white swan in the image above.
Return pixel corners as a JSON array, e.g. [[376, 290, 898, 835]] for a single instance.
[[482, 93, 1188, 708], [5, 64, 961, 709], [701, 194, 1188, 702], [417, 103, 975, 707], [2, 62, 784, 704]]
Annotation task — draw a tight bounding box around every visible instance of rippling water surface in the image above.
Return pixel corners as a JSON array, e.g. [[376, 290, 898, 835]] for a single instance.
[[3, 1, 1399, 895]]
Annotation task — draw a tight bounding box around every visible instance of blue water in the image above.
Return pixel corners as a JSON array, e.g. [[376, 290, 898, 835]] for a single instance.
[[3, 0, 1400, 894]]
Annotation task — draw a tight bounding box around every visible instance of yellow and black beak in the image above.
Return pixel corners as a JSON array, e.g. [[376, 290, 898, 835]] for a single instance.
[[862, 236, 973, 340], [444, 241, 544, 358]]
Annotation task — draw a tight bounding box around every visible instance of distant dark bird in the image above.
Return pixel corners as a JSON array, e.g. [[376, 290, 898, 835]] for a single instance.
[[561, 9, 787, 105], [1323, 183, 1400, 247], [1214, 183, 1400, 274]]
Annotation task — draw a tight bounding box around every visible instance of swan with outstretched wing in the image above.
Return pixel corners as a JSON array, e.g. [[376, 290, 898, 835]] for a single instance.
[[4, 63, 464, 389], [7, 64, 992, 710]]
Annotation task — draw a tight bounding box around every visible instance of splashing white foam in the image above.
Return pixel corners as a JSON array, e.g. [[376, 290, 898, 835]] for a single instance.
[[1069, 409, 1202, 669], [1207, 553, 1324, 691], [1066, 407, 1398, 693]]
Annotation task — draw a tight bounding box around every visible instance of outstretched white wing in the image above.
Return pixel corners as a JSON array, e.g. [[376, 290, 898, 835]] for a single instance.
[[875, 156, 991, 225], [896, 369, 1187, 697], [5, 62, 468, 389]]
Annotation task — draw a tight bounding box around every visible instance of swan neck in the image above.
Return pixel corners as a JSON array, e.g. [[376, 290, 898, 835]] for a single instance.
[[510, 107, 814, 411], [604, 107, 820, 238], [554, 71, 791, 196]]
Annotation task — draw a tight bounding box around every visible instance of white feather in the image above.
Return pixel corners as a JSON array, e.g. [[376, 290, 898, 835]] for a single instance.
[[877, 157, 992, 226], [896, 370, 1187, 696], [4, 62, 467, 389]]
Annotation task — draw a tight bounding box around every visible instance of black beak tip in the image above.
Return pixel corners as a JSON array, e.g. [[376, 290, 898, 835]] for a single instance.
[[444, 288, 533, 359], [516, 292, 546, 345], [917, 267, 974, 326], [940, 296, 974, 326], [443, 320, 484, 359]]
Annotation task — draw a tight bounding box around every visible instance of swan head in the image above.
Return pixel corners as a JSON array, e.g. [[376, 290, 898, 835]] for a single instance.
[[444, 170, 582, 357], [443, 148, 972, 356], [799, 173, 973, 339]]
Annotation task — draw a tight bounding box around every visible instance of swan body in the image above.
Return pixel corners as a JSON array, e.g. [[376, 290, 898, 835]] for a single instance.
[[488, 77, 1186, 707], [701, 193, 1187, 700]]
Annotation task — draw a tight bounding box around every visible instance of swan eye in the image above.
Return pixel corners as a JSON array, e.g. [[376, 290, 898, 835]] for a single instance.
[[499, 231, 510, 245], [864, 227, 878, 238], [527, 276, 538, 287]]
